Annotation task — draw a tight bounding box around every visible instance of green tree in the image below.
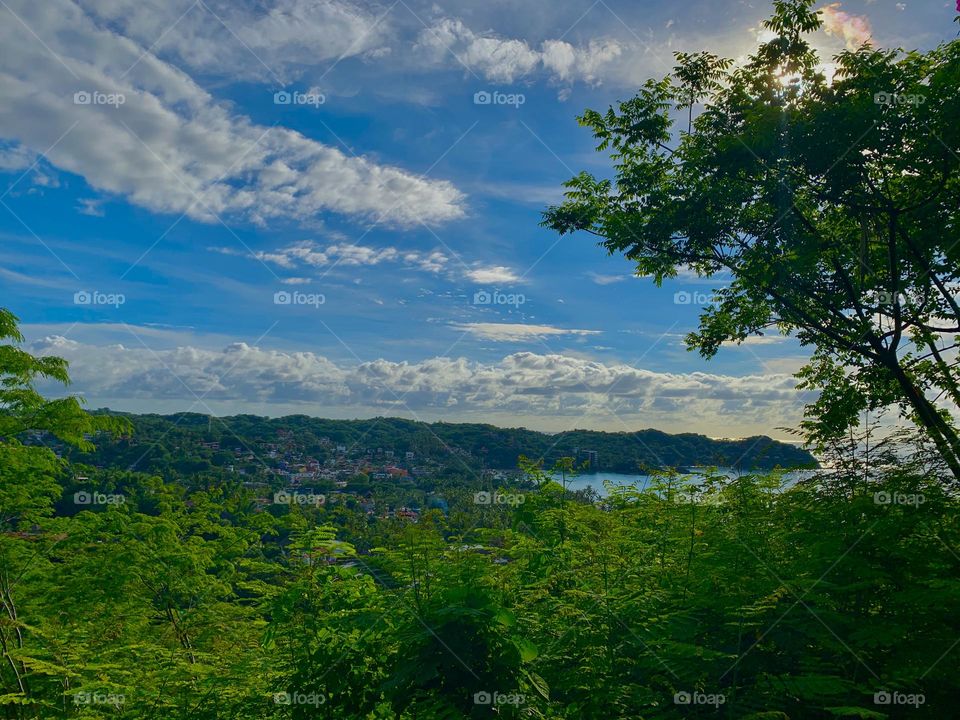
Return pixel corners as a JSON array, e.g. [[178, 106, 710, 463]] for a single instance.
[[0, 310, 127, 448], [0, 309, 130, 713], [542, 0, 960, 479]]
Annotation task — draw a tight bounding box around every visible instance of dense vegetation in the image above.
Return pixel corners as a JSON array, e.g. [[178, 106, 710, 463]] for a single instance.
[[1, 309, 957, 717], [66, 411, 816, 475]]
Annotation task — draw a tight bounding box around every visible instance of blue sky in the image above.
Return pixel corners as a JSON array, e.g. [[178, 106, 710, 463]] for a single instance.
[[1, 0, 956, 437]]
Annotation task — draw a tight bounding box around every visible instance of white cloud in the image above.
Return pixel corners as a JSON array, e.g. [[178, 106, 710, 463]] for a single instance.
[[211, 241, 453, 274], [722, 335, 789, 347], [819, 3, 872, 50], [416, 18, 540, 83], [465, 265, 521, 284], [450, 322, 600, 341], [30, 335, 806, 433], [76, 198, 105, 216], [213, 241, 527, 284], [0, 142, 35, 171], [414, 18, 623, 84], [540, 38, 623, 84], [75, 0, 390, 83], [587, 272, 627, 285], [0, 0, 464, 227]]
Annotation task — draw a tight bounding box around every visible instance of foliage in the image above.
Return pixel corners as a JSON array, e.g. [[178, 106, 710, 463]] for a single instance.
[[0, 306, 958, 718], [541, 0, 960, 480], [68, 411, 816, 476]]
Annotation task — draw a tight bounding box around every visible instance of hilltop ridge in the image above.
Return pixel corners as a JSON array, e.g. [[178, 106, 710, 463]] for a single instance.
[[83, 410, 818, 472]]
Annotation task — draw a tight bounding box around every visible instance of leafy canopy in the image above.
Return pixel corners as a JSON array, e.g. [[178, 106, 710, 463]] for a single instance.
[[542, 0, 960, 479]]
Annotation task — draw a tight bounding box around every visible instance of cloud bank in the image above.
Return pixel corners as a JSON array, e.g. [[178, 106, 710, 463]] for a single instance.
[[31, 335, 807, 434]]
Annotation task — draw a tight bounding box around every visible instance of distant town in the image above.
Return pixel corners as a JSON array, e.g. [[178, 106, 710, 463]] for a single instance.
[[21, 412, 816, 527]]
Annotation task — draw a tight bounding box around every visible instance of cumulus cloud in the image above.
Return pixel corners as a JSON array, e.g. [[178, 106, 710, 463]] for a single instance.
[[819, 3, 872, 50], [540, 38, 624, 83], [414, 18, 623, 84], [30, 336, 805, 431], [0, 0, 464, 227]]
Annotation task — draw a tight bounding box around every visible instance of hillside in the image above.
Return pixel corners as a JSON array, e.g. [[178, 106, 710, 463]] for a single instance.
[[81, 410, 817, 473]]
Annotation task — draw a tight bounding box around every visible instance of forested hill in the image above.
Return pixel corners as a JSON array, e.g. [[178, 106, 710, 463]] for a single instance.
[[83, 411, 817, 472]]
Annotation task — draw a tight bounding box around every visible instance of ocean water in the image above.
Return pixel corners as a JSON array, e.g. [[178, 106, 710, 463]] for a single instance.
[[556, 469, 815, 497]]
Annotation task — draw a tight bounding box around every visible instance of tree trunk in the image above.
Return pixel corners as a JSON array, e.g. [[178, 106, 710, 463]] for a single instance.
[[887, 362, 960, 482]]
